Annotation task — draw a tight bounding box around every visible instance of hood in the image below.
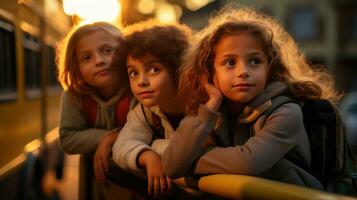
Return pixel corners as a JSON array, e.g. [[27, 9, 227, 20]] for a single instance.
[[239, 81, 288, 123]]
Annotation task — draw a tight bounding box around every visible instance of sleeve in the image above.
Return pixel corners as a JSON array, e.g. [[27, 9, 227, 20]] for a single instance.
[[58, 91, 113, 154], [151, 139, 170, 156], [194, 103, 304, 176], [112, 104, 154, 172], [161, 105, 220, 178]]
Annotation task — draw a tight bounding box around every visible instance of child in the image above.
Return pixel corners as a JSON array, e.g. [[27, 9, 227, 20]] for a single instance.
[[56, 22, 135, 199], [161, 7, 340, 190], [111, 21, 192, 197]]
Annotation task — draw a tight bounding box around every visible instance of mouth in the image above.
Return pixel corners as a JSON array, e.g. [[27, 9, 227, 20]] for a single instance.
[[94, 69, 110, 76], [138, 91, 154, 98], [232, 83, 254, 90], [233, 83, 254, 87]]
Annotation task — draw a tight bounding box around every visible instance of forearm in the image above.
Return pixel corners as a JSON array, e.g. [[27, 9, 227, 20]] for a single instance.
[[162, 105, 219, 178], [195, 104, 303, 175], [59, 128, 112, 154], [104, 131, 119, 146], [112, 104, 154, 171]]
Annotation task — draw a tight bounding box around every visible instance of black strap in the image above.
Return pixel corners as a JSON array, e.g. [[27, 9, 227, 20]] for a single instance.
[[140, 104, 165, 145], [263, 96, 295, 121], [141, 104, 157, 145]]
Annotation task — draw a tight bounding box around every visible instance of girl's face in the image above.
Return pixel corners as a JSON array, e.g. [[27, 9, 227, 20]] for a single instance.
[[76, 30, 119, 90], [127, 54, 177, 108], [213, 32, 270, 103]]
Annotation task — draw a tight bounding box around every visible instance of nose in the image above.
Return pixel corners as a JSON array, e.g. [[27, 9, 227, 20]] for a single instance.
[[237, 61, 249, 78], [94, 52, 106, 67], [137, 74, 149, 87]]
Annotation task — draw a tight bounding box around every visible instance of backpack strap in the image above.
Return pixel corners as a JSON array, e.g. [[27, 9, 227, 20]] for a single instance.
[[258, 96, 314, 175], [81, 96, 97, 127], [262, 96, 295, 120], [251, 96, 295, 136], [140, 105, 165, 143], [115, 95, 130, 127]]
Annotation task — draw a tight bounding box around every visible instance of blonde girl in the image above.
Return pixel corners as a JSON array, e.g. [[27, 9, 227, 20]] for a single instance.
[[161, 7, 340, 190], [57, 22, 135, 199]]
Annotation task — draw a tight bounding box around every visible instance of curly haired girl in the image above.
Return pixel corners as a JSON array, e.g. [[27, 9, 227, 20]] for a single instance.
[[161, 7, 340, 190], [111, 21, 192, 197]]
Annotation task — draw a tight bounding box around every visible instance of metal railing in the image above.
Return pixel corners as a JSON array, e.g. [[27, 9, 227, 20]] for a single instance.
[[174, 174, 357, 200]]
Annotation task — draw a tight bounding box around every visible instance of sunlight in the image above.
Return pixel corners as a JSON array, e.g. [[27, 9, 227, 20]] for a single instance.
[[137, 0, 156, 15], [185, 0, 214, 11], [63, 0, 121, 25], [156, 4, 178, 24]]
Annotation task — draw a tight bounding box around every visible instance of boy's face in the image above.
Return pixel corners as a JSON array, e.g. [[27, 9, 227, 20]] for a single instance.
[[127, 54, 177, 108], [76, 30, 119, 90], [213, 32, 270, 103]]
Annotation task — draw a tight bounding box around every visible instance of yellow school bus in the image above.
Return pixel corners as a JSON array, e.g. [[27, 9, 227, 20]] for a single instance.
[[0, 0, 70, 198]]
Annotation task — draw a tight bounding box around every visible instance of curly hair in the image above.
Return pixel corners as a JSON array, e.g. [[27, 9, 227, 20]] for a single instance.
[[179, 6, 341, 115], [56, 22, 124, 95], [112, 20, 192, 91]]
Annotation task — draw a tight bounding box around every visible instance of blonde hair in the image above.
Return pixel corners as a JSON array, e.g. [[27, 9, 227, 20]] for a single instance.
[[179, 7, 341, 115], [56, 22, 123, 95]]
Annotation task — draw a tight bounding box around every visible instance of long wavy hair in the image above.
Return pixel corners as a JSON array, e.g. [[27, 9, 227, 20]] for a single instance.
[[179, 7, 341, 115], [56, 22, 124, 96]]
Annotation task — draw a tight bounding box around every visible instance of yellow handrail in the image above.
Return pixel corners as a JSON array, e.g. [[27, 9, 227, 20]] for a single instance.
[[174, 174, 356, 200]]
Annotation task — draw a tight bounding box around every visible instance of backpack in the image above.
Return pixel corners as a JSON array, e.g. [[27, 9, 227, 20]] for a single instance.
[[262, 96, 357, 192], [81, 95, 130, 127]]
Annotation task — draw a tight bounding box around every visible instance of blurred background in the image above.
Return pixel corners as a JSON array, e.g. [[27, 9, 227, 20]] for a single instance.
[[0, 0, 356, 199]]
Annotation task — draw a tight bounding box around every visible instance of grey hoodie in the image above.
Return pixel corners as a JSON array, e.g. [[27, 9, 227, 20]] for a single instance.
[[162, 82, 324, 190]]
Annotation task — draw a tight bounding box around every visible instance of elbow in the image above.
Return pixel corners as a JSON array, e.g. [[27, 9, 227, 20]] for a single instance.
[[245, 159, 269, 176], [58, 134, 77, 154], [59, 141, 76, 154]]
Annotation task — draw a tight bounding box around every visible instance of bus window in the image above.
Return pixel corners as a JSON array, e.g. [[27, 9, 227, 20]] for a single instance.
[[47, 45, 61, 95], [23, 32, 41, 98], [0, 19, 17, 102]]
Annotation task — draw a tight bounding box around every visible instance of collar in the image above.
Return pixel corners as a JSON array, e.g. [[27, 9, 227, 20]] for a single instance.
[[90, 88, 126, 107], [238, 81, 288, 124]]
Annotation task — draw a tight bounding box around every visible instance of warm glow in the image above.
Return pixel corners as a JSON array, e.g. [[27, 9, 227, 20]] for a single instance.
[[173, 4, 182, 19], [137, 0, 156, 15], [63, 0, 121, 24], [24, 139, 41, 153], [63, 0, 77, 15], [156, 4, 177, 24], [185, 0, 214, 11]]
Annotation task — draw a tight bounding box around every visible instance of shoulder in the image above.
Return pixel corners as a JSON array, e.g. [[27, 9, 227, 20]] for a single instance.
[[269, 102, 302, 121], [260, 102, 303, 130], [127, 103, 147, 121], [61, 91, 80, 106]]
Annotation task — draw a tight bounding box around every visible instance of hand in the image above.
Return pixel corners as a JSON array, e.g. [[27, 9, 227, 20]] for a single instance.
[[204, 76, 223, 112], [93, 131, 118, 182], [202, 134, 216, 149], [138, 150, 173, 198]]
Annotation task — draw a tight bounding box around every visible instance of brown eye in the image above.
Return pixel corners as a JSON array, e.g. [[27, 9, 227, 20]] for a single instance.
[[249, 58, 261, 65], [103, 47, 115, 55], [150, 67, 160, 74], [223, 59, 236, 68], [128, 70, 138, 78]]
